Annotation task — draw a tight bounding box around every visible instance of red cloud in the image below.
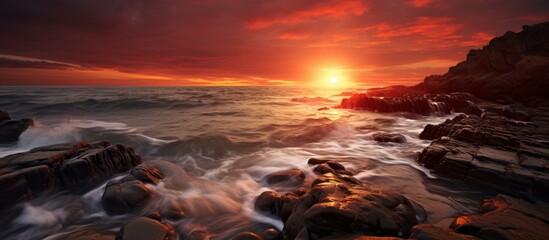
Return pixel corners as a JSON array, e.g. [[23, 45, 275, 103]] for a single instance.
[[368, 17, 464, 42], [406, 0, 434, 8], [246, 1, 368, 29]]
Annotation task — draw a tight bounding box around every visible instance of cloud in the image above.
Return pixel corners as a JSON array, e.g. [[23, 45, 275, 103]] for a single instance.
[[0, 0, 548, 86], [406, 0, 434, 8], [245, 1, 368, 29], [0, 56, 79, 70]]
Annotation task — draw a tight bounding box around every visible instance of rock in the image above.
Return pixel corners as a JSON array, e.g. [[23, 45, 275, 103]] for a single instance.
[[0, 110, 10, 121], [101, 178, 152, 215], [131, 164, 164, 184], [51, 229, 117, 240], [318, 107, 330, 111], [265, 169, 305, 186], [231, 232, 263, 240], [119, 217, 176, 240], [410, 195, 549, 240], [409, 225, 479, 240], [0, 142, 142, 208], [0, 118, 33, 144], [187, 230, 212, 240], [417, 22, 549, 106], [308, 158, 330, 165], [373, 132, 407, 144], [255, 173, 418, 239], [313, 164, 336, 175], [262, 228, 281, 240], [450, 195, 549, 240], [340, 93, 480, 116], [319, 235, 403, 239], [309, 159, 352, 176], [417, 113, 549, 200]]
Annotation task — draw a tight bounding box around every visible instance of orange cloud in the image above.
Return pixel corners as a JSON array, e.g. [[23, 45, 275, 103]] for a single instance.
[[372, 17, 463, 41], [279, 33, 310, 40], [246, 1, 368, 29]]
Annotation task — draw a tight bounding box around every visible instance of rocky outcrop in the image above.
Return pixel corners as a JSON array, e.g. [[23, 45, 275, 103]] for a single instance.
[[0, 142, 142, 208], [340, 93, 482, 116], [0, 110, 33, 144], [119, 216, 176, 240], [417, 22, 549, 106], [101, 164, 164, 215], [417, 112, 549, 200], [409, 194, 549, 240], [255, 170, 418, 239]]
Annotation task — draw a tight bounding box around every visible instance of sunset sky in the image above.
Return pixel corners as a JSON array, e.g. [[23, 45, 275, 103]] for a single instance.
[[0, 0, 548, 87]]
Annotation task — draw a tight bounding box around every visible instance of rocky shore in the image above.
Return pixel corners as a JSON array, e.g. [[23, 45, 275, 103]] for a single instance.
[[1, 22, 548, 240]]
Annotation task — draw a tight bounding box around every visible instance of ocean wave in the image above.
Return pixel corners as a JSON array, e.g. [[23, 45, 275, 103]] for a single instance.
[[24, 97, 224, 114]]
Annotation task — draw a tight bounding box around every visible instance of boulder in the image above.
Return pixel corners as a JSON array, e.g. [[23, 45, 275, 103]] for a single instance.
[[101, 177, 152, 215], [265, 168, 305, 186], [0, 110, 10, 121], [130, 164, 164, 184], [308, 158, 353, 175], [373, 132, 407, 144], [119, 217, 176, 240], [255, 173, 418, 239], [0, 142, 142, 208], [0, 118, 33, 144]]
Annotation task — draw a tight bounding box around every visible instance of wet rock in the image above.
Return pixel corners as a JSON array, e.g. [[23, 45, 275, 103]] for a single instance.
[[262, 228, 281, 240], [450, 195, 549, 240], [0, 142, 142, 208], [313, 164, 336, 174], [231, 231, 263, 240], [340, 93, 480, 116], [51, 229, 117, 240], [119, 217, 176, 240], [255, 173, 418, 239], [162, 199, 186, 221], [308, 158, 330, 165], [101, 178, 152, 215], [255, 191, 300, 222], [373, 132, 407, 144], [410, 195, 549, 240], [0, 117, 33, 144], [131, 164, 164, 184], [187, 230, 212, 240], [409, 225, 479, 240], [145, 211, 163, 221], [265, 168, 305, 186], [0, 110, 10, 121], [309, 159, 352, 176], [417, 113, 549, 200]]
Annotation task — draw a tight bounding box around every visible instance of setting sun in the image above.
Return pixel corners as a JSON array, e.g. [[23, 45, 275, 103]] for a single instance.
[[330, 76, 338, 84]]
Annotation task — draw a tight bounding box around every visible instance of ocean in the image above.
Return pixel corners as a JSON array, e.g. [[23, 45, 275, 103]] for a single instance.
[[0, 87, 487, 239]]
